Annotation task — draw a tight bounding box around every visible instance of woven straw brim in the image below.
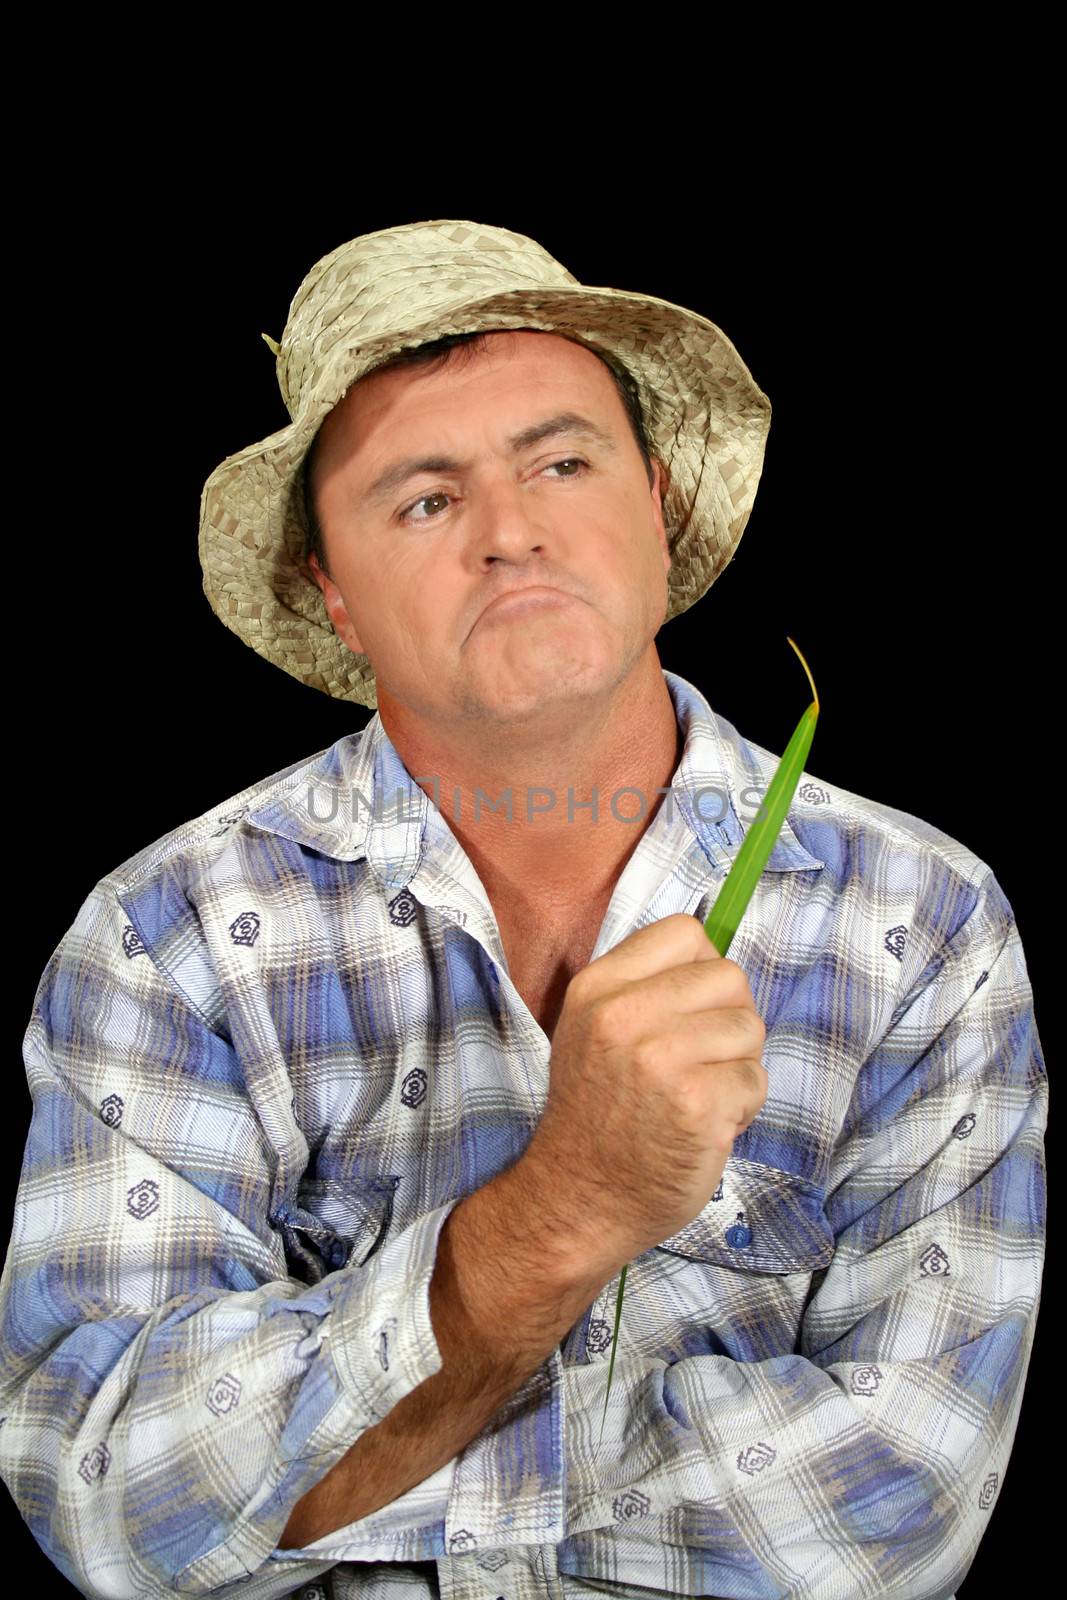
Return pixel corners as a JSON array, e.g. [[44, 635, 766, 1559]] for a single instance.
[[199, 283, 771, 709]]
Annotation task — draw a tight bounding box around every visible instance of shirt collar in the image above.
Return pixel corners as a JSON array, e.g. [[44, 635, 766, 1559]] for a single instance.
[[244, 667, 825, 885]]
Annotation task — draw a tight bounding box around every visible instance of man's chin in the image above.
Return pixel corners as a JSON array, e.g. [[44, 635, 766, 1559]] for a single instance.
[[463, 660, 624, 718]]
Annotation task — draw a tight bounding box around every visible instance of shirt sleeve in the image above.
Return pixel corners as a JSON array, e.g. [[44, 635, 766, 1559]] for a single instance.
[[0, 876, 466, 1599], [555, 868, 1048, 1599]]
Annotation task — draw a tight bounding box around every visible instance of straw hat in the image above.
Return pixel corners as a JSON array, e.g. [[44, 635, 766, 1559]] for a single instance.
[[198, 218, 772, 709]]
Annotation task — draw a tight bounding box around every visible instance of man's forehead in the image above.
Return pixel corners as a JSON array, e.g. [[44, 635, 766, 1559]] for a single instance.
[[318, 328, 622, 479]]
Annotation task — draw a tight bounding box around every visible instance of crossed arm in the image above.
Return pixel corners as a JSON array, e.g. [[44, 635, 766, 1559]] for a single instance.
[[0, 866, 1046, 1598]]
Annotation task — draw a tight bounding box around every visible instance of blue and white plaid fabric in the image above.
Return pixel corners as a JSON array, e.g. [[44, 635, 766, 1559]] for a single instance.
[[0, 669, 1046, 1600]]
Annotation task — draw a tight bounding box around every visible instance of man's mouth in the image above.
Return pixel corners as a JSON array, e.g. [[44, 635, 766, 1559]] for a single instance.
[[479, 587, 575, 622]]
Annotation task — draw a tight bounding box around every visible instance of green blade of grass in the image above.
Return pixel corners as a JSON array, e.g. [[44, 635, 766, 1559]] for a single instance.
[[595, 638, 820, 1455], [598, 1260, 628, 1447]]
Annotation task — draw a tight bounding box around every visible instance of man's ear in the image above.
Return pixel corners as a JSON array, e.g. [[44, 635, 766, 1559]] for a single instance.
[[306, 552, 367, 656]]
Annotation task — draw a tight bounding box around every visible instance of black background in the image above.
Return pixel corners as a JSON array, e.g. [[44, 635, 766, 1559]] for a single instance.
[[4, 129, 1052, 1596]]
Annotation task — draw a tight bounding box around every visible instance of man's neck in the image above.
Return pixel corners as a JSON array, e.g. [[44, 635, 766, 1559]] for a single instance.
[[381, 660, 685, 919]]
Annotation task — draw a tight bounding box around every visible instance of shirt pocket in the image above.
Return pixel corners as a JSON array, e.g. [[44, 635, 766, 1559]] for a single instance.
[[272, 1173, 399, 1285], [573, 1156, 838, 1365], [653, 1155, 836, 1273]]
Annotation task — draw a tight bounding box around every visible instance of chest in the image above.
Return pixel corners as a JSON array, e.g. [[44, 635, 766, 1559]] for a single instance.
[[496, 908, 607, 1044]]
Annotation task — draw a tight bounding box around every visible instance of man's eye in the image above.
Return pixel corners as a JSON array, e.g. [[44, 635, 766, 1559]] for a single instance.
[[400, 491, 450, 523], [398, 458, 589, 523]]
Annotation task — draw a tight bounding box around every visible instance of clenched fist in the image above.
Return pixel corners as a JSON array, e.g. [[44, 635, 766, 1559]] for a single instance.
[[519, 913, 768, 1276]]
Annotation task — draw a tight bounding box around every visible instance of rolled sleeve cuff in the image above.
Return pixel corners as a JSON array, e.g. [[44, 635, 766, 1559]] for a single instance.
[[443, 1344, 567, 1555], [325, 1197, 463, 1420], [183, 1200, 465, 1589]]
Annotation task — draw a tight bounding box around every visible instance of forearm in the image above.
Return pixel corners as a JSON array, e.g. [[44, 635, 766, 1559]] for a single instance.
[[277, 1157, 612, 1549]]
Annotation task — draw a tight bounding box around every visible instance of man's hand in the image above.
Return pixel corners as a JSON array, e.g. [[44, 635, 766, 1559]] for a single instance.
[[518, 913, 768, 1274]]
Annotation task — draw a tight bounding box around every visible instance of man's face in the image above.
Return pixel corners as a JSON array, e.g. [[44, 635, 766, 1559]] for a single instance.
[[305, 329, 672, 729]]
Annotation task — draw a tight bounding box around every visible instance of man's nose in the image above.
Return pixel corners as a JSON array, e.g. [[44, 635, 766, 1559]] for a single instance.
[[468, 476, 552, 561]]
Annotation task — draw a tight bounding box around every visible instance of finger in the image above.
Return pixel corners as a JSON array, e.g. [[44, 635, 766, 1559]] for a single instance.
[[593, 962, 761, 1035], [580, 913, 717, 997], [633, 1006, 767, 1066]]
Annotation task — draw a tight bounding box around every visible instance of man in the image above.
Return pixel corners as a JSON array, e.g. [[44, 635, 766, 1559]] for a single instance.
[[301, 320, 685, 1048], [0, 221, 1046, 1600]]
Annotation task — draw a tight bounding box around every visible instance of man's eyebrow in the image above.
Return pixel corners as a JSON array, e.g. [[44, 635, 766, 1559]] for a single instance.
[[360, 411, 618, 506]]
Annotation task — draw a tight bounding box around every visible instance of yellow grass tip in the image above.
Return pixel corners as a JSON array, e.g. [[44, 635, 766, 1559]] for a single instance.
[[786, 637, 819, 713]]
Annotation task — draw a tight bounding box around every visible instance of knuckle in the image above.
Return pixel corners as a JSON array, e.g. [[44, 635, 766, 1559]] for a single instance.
[[683, 917, 719, 957], [747, 1057, 770, 1099], [566, 964, 593, 1004], [722, 957, 757, 1003], [587, 990, 627, 1044], [632, 1035, 663, 1074], [728, 1061, 768, 1130], [727, 1006, 761, 1044]]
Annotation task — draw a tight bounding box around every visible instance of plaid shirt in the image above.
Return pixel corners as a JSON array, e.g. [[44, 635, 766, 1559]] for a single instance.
[[0, 668, 1046, 1600]]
